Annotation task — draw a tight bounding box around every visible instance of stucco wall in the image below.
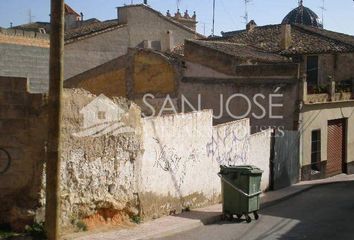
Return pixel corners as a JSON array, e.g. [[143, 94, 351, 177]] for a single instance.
[[1, 87, 271, 231], [300, 53, 354, 86], [139, 111, 271, 219], [300, 101, 354, 168], [179, 78, 299, 133], [118, 5, 198, 49], [132, 50, 177, 96]]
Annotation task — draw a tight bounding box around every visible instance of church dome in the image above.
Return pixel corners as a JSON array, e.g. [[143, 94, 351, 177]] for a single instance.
[[282, 1, 322, 28]]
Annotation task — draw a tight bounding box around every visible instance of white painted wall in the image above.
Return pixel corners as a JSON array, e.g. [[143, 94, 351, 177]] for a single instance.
[[249, 130, 272, 190], [140, 110, 271, 205], [140, 110, 219, 198]]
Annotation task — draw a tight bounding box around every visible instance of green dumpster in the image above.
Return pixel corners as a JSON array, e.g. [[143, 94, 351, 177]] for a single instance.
[[218, 165, 263, 223]]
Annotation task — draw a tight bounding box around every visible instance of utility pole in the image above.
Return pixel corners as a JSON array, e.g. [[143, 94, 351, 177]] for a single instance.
[[45, 0, 64, 239]]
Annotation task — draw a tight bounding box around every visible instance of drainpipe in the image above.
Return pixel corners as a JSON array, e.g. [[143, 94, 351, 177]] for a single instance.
[[328, 76, 335, 101]]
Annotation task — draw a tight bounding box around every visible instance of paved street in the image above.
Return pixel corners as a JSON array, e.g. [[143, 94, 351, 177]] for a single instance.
[[159, 181, 354, 240]]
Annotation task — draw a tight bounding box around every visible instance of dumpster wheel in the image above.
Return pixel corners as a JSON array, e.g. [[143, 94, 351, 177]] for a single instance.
[[222, 212, 233, 221], [253, 211, 259, 220], [245, 214, 252, 223]]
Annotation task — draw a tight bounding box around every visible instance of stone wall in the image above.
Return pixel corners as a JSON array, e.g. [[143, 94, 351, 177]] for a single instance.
[[0, 76, 46, 231], [58, 89, 143, 230]]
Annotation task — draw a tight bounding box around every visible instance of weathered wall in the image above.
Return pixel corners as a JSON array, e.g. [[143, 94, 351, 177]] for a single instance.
[[65, 49, 181, 100], [64, 56, 129, 98], [0, 77, 46, 231], [1, 86, 271, 231], [58, 89, 144, 230], [132, 50, 177, 97], [117, 5, 198, 50], [179, 77, 299, 133], [139, 111, 271, 219], [64, 26, 129, 80], [0, 30, 49, 93], [300, 101, 354, 177], [300, 53, 354, 86]]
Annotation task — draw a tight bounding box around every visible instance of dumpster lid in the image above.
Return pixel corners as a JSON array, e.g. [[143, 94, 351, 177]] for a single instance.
[[220, 165, 263, 174]]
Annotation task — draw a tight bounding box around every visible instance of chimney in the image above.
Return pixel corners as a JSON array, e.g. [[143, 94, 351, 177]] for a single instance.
[[144, 0, 148, 5], [246, 20, 257, 32], [161, 30, 175, 52], [280, 24, 292, 50], [80, 12, 84, 22]]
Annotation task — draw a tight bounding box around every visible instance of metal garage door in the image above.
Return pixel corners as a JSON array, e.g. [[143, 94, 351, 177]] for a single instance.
[[327, 119, 345, 177]]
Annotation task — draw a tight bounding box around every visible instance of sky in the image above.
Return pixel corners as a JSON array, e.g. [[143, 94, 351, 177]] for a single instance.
[[0, 0, 353, 36]]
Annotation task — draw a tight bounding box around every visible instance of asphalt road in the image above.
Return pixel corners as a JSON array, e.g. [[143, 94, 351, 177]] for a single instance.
[[159, 181, 354, 240]]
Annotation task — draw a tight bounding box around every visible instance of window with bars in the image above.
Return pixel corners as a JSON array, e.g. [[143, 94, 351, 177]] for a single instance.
[[311, 130, 321, 171]]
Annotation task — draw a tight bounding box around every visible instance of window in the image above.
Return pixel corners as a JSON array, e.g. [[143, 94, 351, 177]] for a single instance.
[[97, 111, 106, 120], [311, 130, 321, 171], [307, 56, 319, 87]]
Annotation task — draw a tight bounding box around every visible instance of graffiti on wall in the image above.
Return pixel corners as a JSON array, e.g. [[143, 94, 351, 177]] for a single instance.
[[0, 148, 11, 175], [153, 138, 200, 189], [206, 125, 249, 166]]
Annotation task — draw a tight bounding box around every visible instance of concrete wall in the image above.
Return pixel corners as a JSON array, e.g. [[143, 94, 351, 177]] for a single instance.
[[64, 26, 129, 80], [0, 77, 46, 231], [300, 101, 354, 178], [0, 30, 49, 93], [139, 111, 271, 218]]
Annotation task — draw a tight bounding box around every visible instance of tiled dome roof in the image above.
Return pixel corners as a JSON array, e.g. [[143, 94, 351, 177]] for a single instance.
[[282, 2, 322, 28]]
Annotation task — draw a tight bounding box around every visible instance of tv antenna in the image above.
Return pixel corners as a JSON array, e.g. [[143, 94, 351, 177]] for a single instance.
[[319, 0, 326, 27], [28, 9, 35, 23], [242, 0, 252, 24], [177, 0, 181, 9], [212, 0, 216, 36]]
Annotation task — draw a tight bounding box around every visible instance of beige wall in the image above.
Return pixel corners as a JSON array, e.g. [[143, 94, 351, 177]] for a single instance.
[[118, 5, 198, 49], [300, 53, 354, 86], [64, 26, 129, 80], [300, 101, 354, 167]]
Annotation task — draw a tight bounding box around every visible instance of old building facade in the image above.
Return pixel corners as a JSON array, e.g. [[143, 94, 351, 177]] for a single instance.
[[65, 2, 354, 184], [1, 4, 201, 93]]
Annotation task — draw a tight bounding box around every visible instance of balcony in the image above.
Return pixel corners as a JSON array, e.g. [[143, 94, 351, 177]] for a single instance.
[[301, 76, 354, 104]]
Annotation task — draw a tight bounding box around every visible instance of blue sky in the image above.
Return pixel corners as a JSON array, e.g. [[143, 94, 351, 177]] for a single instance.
[[0, 0, 353, 36]]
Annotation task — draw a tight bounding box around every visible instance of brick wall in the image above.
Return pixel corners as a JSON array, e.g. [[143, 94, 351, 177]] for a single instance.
[[0, 76, 46, 231]]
